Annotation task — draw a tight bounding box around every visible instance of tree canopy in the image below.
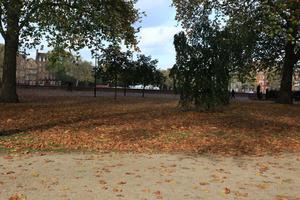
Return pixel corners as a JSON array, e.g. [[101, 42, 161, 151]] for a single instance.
[[173, 0, 300, 104], [98, 44, 163, 98], [1, 0, 140, 51], [0, 0, 141, 102], [99, 44, 128, 99]]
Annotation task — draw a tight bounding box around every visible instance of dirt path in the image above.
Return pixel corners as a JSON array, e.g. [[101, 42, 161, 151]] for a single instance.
[[1, 153, 300, 200]]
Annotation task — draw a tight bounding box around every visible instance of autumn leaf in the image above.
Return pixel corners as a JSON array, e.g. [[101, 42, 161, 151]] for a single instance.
[[224, 187, 231, 194], [117, 181, 127, 185], [99, 180, 107, 185], [31, 171, 40, 177], [8, 194, 27, 200], [1, 97, 300, 156]]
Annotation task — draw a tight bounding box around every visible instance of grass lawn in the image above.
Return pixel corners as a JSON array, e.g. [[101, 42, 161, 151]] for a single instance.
[[1, 96, 300, 156]]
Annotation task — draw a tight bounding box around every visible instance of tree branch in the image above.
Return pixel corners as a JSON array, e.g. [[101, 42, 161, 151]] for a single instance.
[[18, 0, 39, 30], [264, 0, 290, 22]]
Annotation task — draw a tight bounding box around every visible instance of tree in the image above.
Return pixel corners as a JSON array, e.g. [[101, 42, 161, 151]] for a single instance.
[[47, 47, 93, 85], [172, 15, 242, 110], [158, 69, 172, 90], [119, 51, 135, 96], [0, 44, 4, 85], [169, 64, 179, 94], [172, 32, 193, 107], [46, 46, 75, 83], [135, 54, 159, 97], [173, 0, 300, 104], [266, 69, 282, 90], [153, 70, 165, 90], [70, 60, 94, 86], [99, 44, 126, 100], [0, 0, 140, 102]]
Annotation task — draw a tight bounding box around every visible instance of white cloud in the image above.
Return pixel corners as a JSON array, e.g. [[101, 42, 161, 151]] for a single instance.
[[135, 25, 182, 68], [138, 26, 181, 48]]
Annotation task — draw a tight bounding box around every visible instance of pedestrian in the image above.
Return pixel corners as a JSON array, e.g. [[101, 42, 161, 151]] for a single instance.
[[67, 82, 73, 92], [257, 85, 262, 100], [231, 89, 235, 99]]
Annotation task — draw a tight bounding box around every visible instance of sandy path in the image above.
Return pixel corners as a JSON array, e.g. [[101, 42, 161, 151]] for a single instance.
[[1, 153, 300, 200]]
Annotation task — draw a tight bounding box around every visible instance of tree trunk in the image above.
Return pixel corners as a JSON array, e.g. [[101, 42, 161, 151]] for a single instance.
[[114, 80, 117, 100], [142, 84, 145, 98], [173, 79, 177, 94], [277, 42, 298, 104], [0, 2, 21, 103], [123, 83, 127, 96]]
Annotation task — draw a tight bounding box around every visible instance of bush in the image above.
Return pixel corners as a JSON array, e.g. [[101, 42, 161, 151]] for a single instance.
[[266, 90, 300, 102]]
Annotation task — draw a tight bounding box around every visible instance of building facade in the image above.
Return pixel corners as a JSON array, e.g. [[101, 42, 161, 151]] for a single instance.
[[16, 51, 61, 86]]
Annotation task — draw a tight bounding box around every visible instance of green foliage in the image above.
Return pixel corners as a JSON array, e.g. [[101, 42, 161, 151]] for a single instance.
[[98, 45, 164, 95], [159, 69, 173, 90], [0, 0, 141, 102], [135, 54, 160, 87], [172, 17, 244, 110], [99, 45, 129, 86], [0, 0, 141, 52], [119, 51, 136, 87], [265, 69, 282, 90], [47, 46, 93, 83], [173, 0, 300, 104], [230, 71, 257, 92], [153, 70, 165, 88]]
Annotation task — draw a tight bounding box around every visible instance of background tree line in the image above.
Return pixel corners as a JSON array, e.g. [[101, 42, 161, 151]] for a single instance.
[[0, 43, 168, 98], [97, 44, 165, 99], [46, 46, 94, 86]]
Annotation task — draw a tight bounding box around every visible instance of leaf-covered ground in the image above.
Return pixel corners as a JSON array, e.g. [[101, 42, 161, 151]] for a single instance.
[[1, 95, 300, 156]]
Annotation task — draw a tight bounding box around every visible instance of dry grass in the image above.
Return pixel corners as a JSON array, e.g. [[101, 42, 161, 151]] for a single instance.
[[1, 95, 300, 155]]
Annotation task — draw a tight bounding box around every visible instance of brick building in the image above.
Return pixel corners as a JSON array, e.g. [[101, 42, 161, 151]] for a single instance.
[[16, 51, 61, 86]]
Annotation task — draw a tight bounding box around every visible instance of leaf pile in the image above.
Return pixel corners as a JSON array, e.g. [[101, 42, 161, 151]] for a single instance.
[[1, 96, 300, 156]]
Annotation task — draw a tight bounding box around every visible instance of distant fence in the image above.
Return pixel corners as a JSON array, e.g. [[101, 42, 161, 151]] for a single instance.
[[17, 85, 261, 97], [17, 84, 176, 95], [17, 80, 61, 86]]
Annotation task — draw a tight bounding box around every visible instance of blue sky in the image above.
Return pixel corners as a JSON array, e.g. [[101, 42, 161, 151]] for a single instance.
[[0, 0, 180, 69]]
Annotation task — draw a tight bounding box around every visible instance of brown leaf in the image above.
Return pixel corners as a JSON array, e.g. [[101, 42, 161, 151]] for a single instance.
[[9, 194, 27, 200], [224, 187, 231, 194], [99, 180, 107, 185]]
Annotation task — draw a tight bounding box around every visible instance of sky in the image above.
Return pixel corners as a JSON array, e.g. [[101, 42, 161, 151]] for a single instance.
[[134, 0, 181, 69], [0, 0, 181, 70]]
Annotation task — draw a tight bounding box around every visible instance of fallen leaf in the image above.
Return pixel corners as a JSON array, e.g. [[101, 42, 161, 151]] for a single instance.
[[224, 187, 231, 194], [31, 171, 40, 177], [99, 180, 107, 185], [118, 181, 127, 185], [9, 194, 27, 200]]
